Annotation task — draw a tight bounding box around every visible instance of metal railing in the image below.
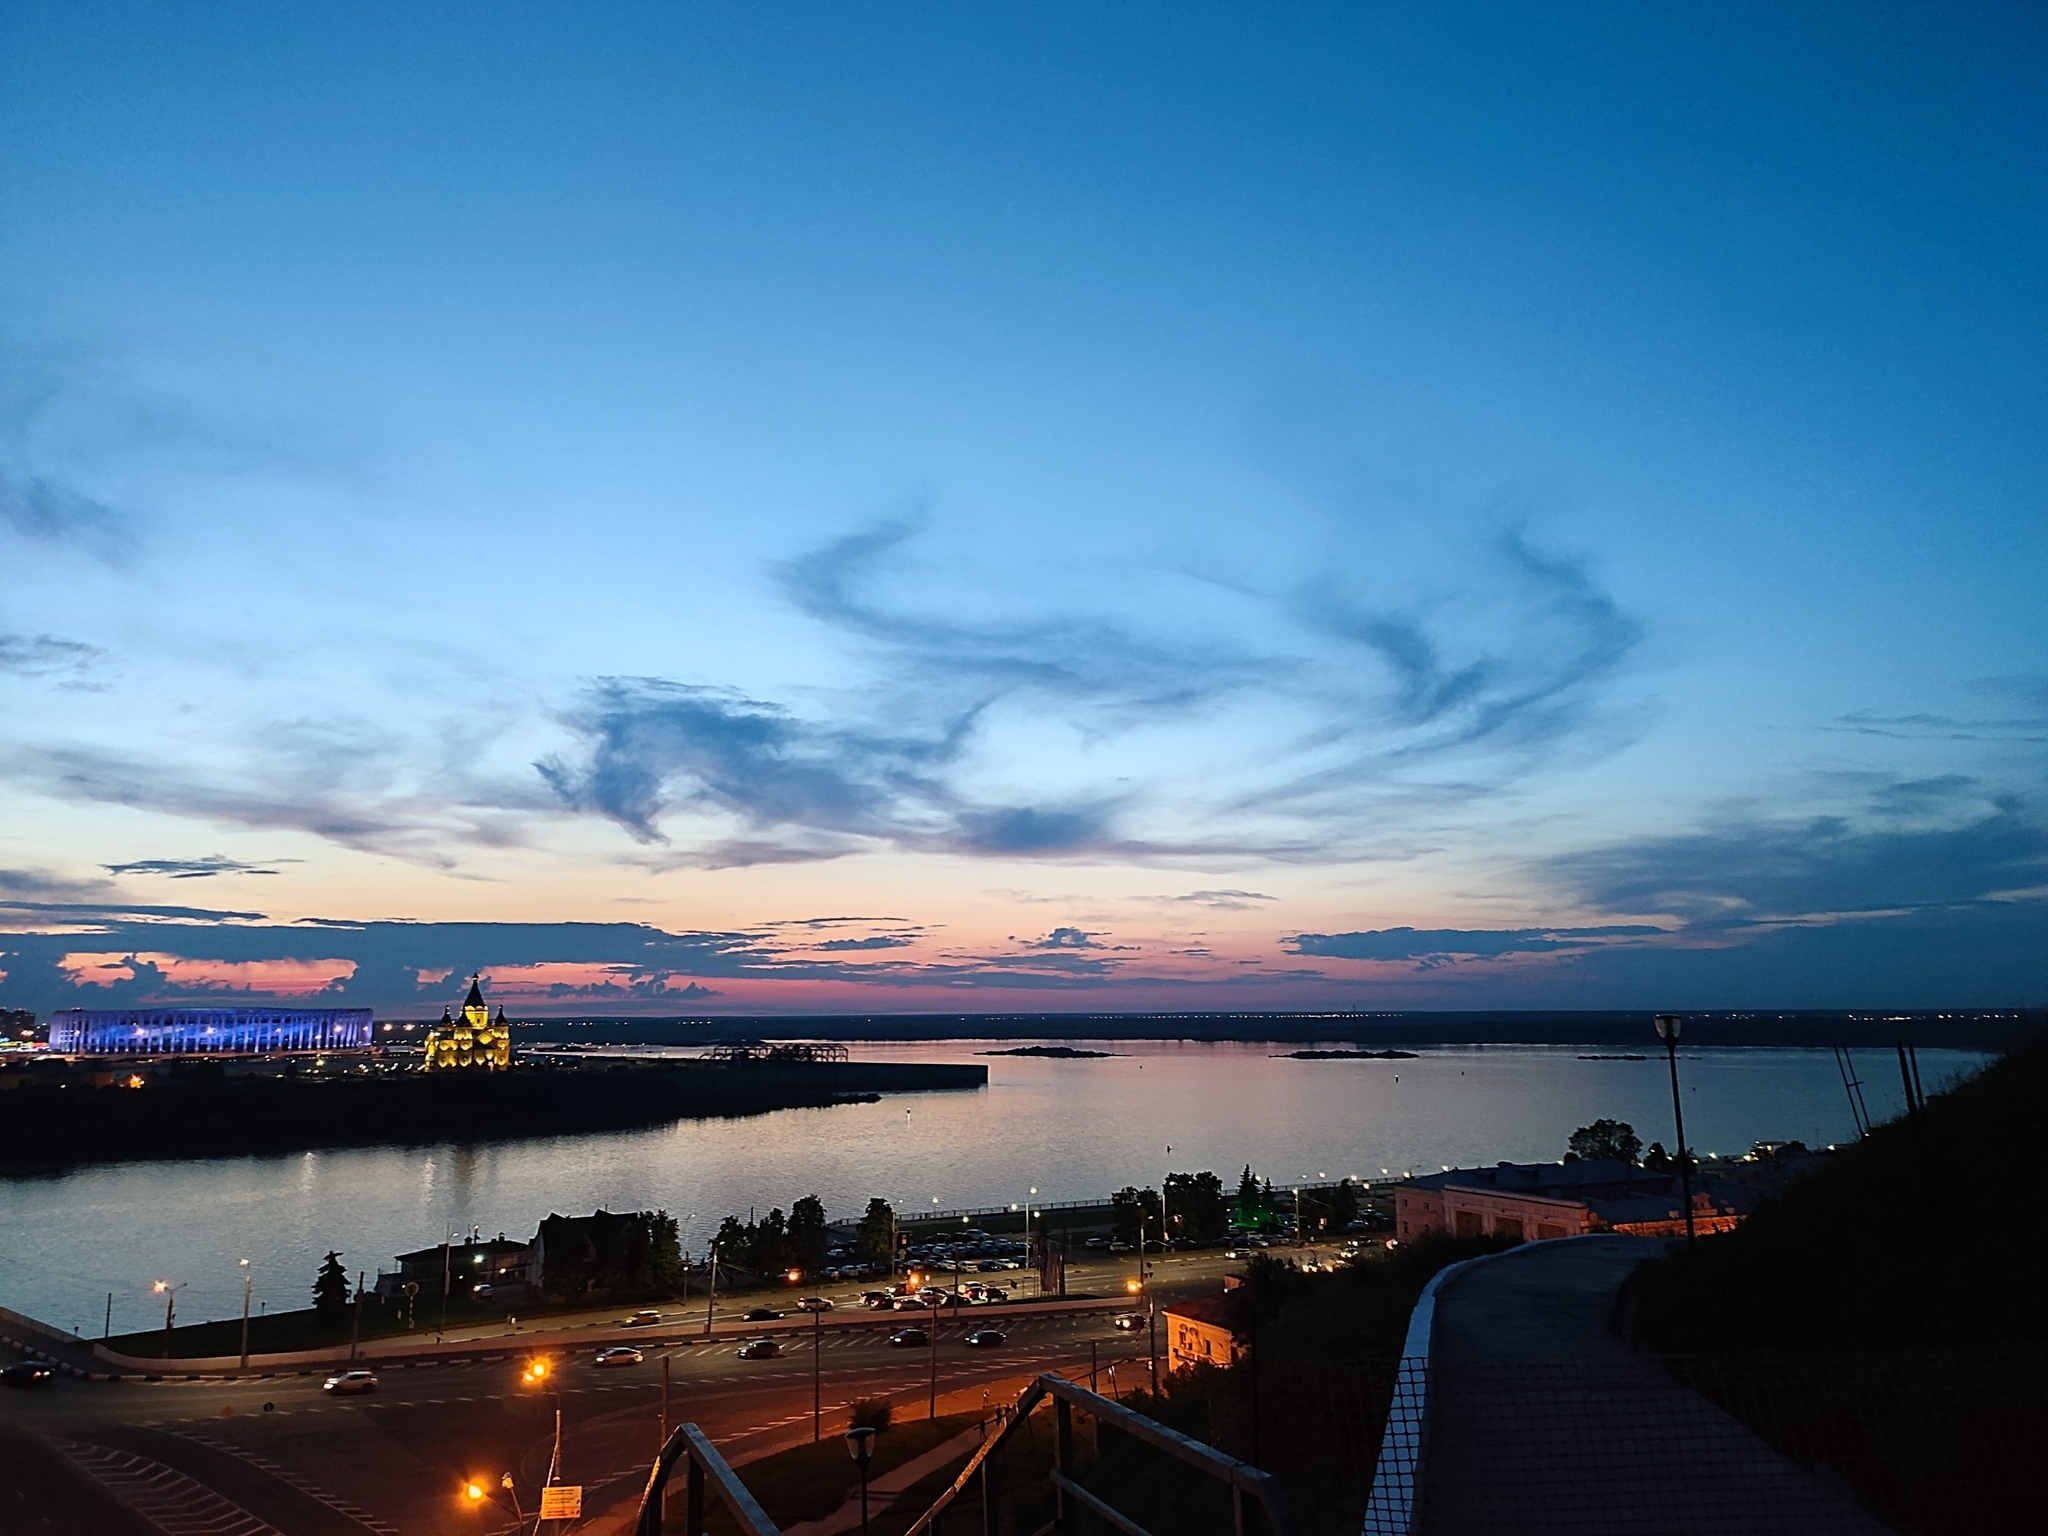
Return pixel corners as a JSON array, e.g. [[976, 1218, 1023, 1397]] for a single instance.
[[634, 1421, 780, 1536], [903, 1373, 1291, 1536]]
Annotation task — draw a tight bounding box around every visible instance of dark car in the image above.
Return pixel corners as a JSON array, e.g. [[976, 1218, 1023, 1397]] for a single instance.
[[743, 1307, 784, 1322], [1, 1361, 55, 1389], [888, 1327, 930, 1348], [1112, 1313, 1147, 1332], [963, 1329, 1006, 1349], [737, 1338, 782, 1360], [864, 1292, 896, 1310]]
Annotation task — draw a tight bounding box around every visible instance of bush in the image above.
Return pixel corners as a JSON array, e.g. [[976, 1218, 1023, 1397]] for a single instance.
[[847, 1397, 893, 1432]]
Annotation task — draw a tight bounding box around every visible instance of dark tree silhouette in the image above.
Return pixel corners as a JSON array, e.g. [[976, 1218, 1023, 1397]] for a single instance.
[[1567, 1119, 1643, 1165], [313, 1251, 350, 1327]]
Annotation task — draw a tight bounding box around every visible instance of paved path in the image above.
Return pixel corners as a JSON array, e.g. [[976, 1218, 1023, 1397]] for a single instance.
[[1420, 1236, 1891, 1536]]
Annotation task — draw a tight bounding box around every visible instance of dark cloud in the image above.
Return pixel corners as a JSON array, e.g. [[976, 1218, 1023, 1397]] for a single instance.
[[1025, 927, 1105, 950], [104, 856, 288, 879], [1547, 801, 2048, 925], [1289, 925, 1665, 968], [815, 935, 915, 952]]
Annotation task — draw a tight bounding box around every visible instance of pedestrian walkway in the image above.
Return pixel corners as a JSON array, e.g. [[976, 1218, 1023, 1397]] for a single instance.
[[782, 1423, 988, 1536], [1413, 1236, 1891, 1536]]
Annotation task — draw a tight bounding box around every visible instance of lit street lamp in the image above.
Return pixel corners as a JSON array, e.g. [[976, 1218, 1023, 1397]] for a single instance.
[[845, 1425, 876, 1535], [152, 1279, 185, 1360], [1654, 1015, 1698, 1249]]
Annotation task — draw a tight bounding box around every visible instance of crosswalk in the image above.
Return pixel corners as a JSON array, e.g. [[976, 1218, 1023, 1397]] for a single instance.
[[52, 1439, 281, 1536], [175, 1432, 401, 1536]]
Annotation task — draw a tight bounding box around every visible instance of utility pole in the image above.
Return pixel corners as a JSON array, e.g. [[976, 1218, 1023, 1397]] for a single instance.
[[703, 1246, 720, 1337], [813, 1308, 822, 1442], [350, 1271, 364, 1361], [660, 1354, 670, 1451], [439, 1230, 453, 1340], [1655, 1016, 1697, 1249], [928, 1307, 938, 1419], [239, 1260, 253, 1370], [104, 1292, 112, 1340]]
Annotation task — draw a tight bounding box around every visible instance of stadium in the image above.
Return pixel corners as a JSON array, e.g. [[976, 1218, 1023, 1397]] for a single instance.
[[47, 1007, 375, 1056]]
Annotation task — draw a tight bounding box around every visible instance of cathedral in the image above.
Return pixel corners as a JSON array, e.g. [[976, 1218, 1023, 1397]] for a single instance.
[[422, 975, 513, 1070]]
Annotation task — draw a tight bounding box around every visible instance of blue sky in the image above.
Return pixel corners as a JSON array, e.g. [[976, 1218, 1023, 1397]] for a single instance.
[[2, 3, 2043, 1014]]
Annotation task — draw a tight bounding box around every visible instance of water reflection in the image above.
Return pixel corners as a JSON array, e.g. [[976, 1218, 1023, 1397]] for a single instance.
[[0, 1040, 1983, 1332]]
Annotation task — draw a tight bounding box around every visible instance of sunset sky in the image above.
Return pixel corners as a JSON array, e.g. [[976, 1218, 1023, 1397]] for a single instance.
[[3, 4, 2044, 1015]]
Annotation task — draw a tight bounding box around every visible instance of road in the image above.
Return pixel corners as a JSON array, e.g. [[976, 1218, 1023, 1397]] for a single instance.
[[0, 1251, 1264, 1535]]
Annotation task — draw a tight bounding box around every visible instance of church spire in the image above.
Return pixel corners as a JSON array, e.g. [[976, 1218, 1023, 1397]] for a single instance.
[[464, 973, 485, 1010]]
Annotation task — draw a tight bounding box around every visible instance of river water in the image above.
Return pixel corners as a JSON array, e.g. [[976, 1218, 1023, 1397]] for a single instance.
[[0, 1040, 1982, 1336]]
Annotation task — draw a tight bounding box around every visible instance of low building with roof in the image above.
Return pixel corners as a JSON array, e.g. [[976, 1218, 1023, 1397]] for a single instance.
[[1396, 1159, 1753, 1244], [1163, 1285, 1254, 1374]]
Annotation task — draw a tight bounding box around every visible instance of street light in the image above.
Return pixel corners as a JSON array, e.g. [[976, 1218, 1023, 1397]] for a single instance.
[[1654, 1015, 1698, 1249], [238, 1259, 253, 1371], [844, 1426, 876, 1535], [152, 1280, 185, 1361]]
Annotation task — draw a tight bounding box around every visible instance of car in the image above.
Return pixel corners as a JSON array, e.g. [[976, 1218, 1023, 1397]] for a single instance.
[[1222, 1247, 1249, 1260], [743, 1307, 784, 1322], [471, 1283, 495, 1297], [980, 1288, 1008, 1303], [1, 1361, 55, 1389], [595, 1347, 644, 1367], [1084, 1237, 1109, 1250], [863, 1292, 896, 1310], [737, 1338, 782, 1360], [963, 1329, 1007, 1348], [1107, 1241, 1132, 1253], [894, 1295, 928, 1309], [888, 1327, 930, 1348], [322, 1369, 379, 1394], [796, 1297, 833, 1313], [1111, 1313, 1146, 1333], [623, 1309, 663, 1327]]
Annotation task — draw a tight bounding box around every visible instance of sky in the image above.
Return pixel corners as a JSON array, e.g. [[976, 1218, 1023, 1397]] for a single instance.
[[2, 3, 2044, 1017]]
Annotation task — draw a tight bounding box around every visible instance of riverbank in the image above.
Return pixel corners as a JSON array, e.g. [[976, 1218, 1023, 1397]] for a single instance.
[[0, 1057, 985, 1171]]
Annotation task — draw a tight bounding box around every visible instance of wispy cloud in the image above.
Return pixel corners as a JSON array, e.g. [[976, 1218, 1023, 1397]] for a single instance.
[[0, 470, 135, 563], [0, 632, 105, 678], [1172, 889, 1277, 910], [104, 856, 292, 879], [1289, 924, 1665, 970]]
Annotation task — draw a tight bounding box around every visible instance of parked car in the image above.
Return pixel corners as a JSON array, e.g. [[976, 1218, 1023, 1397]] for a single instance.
[[737, 1338, 781, 1360], [1084, 1237, 1110, 1250], [963, 1329, 1007, 1349], [1, 1361, 55, 1389], [595, 1346, 644, 1368], [623, 1309, 663, 1327], [743, 1307, 784, 1322], [322, 1369, 379, 1394], [796, 1297, 833, 1313], [1111, 1313, 1146, 1333], [888, 1327, 930, 1348]]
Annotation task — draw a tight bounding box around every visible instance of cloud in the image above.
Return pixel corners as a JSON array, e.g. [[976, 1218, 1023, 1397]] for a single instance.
[[1289, 924, 1666, 969], [0, 632, 105, 678], [815, 935, 915, 951], [0, 470, 135, 562], [1172, 889, 1276, 910], [1024, 927, 1106, 950], [104, 856, 289, 879], [1547, 799, 2048, 926]]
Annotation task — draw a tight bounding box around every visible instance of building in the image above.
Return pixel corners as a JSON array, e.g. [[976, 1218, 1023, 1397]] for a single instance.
[[375, 1232, 531, 1302], [1163, 1286, 1253, 1374], [1395, 1159, 1752, 1243], [422, 976, 512, 1069], [46, 1006, 374, 1056]]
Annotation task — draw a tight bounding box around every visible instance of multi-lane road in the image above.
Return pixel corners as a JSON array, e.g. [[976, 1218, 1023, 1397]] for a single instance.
[[1, 1252, 1248, 1534]]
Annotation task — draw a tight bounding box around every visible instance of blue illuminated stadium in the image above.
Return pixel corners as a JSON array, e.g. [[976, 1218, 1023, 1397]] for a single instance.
[[48, 1007, 375, 1056]]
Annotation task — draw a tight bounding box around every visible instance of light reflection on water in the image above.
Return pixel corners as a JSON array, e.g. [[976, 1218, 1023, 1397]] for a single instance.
[[0, 1040, 1984, 1334]]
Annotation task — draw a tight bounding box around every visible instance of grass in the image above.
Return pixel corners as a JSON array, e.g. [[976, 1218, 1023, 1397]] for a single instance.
[[1629, 1028, 2046, 1352]]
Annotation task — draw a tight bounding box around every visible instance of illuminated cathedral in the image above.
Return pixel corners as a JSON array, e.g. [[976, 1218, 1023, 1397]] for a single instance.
[[422, 975, 512, 1070]]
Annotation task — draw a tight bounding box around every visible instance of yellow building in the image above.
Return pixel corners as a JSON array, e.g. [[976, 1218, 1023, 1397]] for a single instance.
[[423, 976, 512, 1070]]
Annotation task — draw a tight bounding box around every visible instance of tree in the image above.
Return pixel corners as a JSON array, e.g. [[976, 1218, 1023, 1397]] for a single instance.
[[788, 1195, 829, 1277], [645, 1210, 684, 1292], [856, 1198, 896, 1264], [1111, 1186, 1161, 1246], [1237, 1165, 1259, 1211], [1166, 1171, 1229, 1241], [313, 1251, 350, 1327], [713, 1215, 750, 1271], [749, 1207, 789, 1276], [1567, 1119, 1642, 1165], [1642, 1141, 1671, 1172]]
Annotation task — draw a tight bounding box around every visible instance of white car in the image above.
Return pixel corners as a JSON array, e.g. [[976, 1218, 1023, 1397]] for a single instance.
[[796, 1296, 833, 1313], [595, 1347, 644, 1368], [322, 1369, 378, 1394]]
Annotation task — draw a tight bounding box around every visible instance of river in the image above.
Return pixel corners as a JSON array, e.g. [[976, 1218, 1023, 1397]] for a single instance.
[[0, 1039, 1982, 1335]]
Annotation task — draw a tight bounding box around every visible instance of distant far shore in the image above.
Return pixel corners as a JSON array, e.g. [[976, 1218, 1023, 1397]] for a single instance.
[[489, 1009, 2035, 1052]]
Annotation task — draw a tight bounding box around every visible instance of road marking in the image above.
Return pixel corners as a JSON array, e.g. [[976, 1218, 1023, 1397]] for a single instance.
[[178, 1431, 400, 1536], [52, 1438, 281, 1536]]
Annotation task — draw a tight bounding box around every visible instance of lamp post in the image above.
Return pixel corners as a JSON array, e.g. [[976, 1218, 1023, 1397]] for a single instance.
[[238, 1260, 253, 1370], [152, 1280, 185, 1360], [1654, 1015, 1697, 1250], [844, 1426, 876, 1535]]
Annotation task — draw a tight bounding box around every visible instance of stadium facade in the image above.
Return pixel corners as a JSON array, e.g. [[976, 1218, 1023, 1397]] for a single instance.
[[47, 1007, 375, 1056]]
